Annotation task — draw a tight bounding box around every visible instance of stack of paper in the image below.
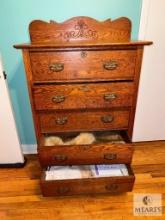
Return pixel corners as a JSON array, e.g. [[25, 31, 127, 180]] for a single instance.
[[45, 164, 129, 181], [91, 164, 129, 177], [45, 165, 93, 180]]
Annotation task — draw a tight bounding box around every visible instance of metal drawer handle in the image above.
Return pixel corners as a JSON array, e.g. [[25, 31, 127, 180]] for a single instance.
[[104, 93, 117, 102], [52, 95, 65, 103], [58, 186, 70, 194], [101, 115, 114, 123], [104, 153, 117, 160], [53, 154, 68, 162], [105, 184, 119, 191], [49, 63, 64, 72], [55, 117, 68, 125], [103, 60, 118, 70]]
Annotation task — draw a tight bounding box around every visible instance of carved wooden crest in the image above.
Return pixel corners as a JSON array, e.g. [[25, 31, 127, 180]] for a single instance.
[[29, 16, 131, 44]]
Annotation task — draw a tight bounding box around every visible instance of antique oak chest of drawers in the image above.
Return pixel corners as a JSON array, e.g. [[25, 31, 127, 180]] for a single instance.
[[14, 17, 152, 196]]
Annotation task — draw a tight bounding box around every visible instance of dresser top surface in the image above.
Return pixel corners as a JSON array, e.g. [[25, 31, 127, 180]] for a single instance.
[[14, 41, 152, 49]]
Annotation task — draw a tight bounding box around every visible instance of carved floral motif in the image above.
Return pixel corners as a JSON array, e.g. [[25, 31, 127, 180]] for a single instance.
[[63, 20, 98, 41]]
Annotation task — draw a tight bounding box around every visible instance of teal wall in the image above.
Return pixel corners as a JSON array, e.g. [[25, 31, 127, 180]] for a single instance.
[[0, 0, 142, 144]]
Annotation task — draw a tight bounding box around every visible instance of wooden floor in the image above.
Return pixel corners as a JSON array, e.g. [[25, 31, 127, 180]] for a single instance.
[[0, 141, 165, 220]]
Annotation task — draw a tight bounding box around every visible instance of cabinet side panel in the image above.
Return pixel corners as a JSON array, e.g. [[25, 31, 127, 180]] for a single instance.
[[127, 47, 144, 140], [22, 49, 41, 144]]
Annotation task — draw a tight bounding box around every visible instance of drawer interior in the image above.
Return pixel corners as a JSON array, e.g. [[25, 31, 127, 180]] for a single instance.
[[45, 164, 130, 180], [40, 164, 135, 196], [42, 131, 124, 146]]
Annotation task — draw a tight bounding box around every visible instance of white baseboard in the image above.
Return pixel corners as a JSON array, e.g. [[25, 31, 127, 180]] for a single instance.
[[22, 144, 37, 154]]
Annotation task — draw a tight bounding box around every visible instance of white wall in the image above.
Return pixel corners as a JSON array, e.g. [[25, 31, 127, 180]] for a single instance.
[[133, 0, 165, 141], [0, 55, 24, 163]]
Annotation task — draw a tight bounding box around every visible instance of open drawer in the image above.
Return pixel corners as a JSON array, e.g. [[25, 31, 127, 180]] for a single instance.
[[39, 143, 133, 167], [40, 164, 135, 196], [38, 132, 133, 167]]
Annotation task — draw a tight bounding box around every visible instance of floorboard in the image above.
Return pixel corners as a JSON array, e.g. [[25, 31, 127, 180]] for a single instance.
[[0, 141, 165, 220]]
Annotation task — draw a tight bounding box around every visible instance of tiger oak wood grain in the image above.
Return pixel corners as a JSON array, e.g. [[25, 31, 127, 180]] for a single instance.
[[29, 17, 132, 44], [22, 50, 42, 144], [40, 166, 135, 196], [14, 41, 152, 50], [14, 16, 152, 197], [30, 50, 137, 82], [39, 109, 130, 133], [127, 48, 144, 139], [33, 82, 134, 110], [38, 143, 133, 167]]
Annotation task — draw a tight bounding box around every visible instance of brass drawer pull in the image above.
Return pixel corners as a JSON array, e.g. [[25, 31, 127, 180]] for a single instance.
[[105, 184, 119, 191], [58, 186, 70, 194], [49, 63, 64, 72], [104, 153, 117, 160], [56, 117, 68, 125], [104, 93, 117, 102], [103, 60, 118, 70], [101, 115, 114, 123], [53, 154, 68, 162], [52, 95, 65, 103]]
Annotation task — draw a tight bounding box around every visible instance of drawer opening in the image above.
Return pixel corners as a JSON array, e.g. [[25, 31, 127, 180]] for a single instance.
[[42, 131, 125, 147], [38, 131, 133, 167], [44, 164, 132, 181]]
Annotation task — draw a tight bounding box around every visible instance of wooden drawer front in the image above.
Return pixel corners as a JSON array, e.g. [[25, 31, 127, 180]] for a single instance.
[[39, 110, 130, 133], [30, 50, 136, 82], [40, 168, 135, 196], [38, 143, 133, 167], [34, 82, 134, 110]]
